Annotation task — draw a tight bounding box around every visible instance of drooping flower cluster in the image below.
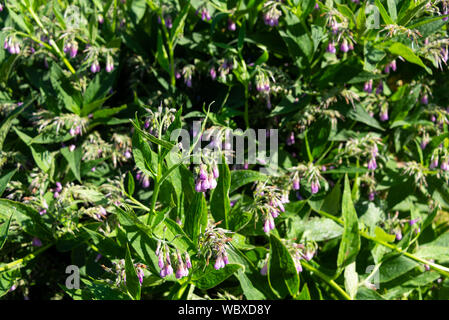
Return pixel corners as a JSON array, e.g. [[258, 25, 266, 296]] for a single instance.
[[143, 105, 177, 137], [32, 111, 88, 136], [262, 1, 282, 27], [198, 221, 233, 270], [135, 169, 151, 188], [4, 36, 21, 54], [324, 8, 355, 56], [340, 133, 382, 172], [156, 241, 192, 280], [63, 40, 78, 58], [260, 240, 318, 275], [197, 6, 211, 22], [102, 259, 147, 287], [182, 65, 195, 87], [194, 162, 219, 193], [252, 181, 289, 233], [379, 211, 423, 242], [289, 163, 326, 195]]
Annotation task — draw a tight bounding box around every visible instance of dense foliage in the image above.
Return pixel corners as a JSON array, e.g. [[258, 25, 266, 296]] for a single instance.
[[1, 0, 449, 300]]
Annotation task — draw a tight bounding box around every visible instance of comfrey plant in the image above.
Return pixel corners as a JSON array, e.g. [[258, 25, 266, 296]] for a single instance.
[[2, 0, 449, 302]]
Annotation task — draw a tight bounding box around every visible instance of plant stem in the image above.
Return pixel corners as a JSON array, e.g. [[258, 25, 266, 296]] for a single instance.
[[0, 243, 52, 273], [27, 7, 76, 74], [301, 260, 352, 300], [310, 206, 449, 278]]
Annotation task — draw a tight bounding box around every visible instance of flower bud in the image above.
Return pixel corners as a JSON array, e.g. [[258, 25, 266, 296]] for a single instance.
[[340, 40, 349, 53], [327, 42, 336, 54], [228, 19, 236, 31], [210, 67, 216, 80]]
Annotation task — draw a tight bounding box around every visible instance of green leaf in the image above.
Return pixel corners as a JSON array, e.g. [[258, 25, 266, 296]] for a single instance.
[[30, 144, 54, 174], [268, 234, 300, 298], [379, 255, 418, 283], [183, 192, 208, 247], [127, 171, 135, 196], [348, 103, 385, 131], [132, 129, 157, 178], [131, 118, 175, 151], [296, 283, 311, 300], [61, 146, 82, 183], [210, 155, 231, 228], [375, 0, 394, 24], [128, 0, 147, 25], [374, 226, 396, 243], [344, 262, 358, 299], [337, 175, 361, 272], [388, 42, 431, 74], [0, 199, 52, 240], [386, 0, 397, 22], [230, 170, 268, 193], [125, 244, 141, 300], [0, 214, 12, 250], [0, 169, 17, 197], [194, 264, 242, 290]]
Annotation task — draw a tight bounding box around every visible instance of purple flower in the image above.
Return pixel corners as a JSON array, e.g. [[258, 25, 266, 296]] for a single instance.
[[395, 231, 402, 241], [158, 253, 164, 268], [430, 156, 439, 169], [368, 192, 375, 201], [376, 82, 384, 94], [421, 95, 428, 105], [260, 262, 268, 275], [214, 256, 225, 270], [210, 67, 216, 80], [209, 177, 217, 189], [212, 165, 219, 179], [340, 40, 349, 53], [32, 237, 42, 247], [195, 180, 203, 192], [292, 178, 300, 190], [166, 16, 173, 29], [409, 218, 419, 226], [327, 42, 336, 54], [137, 268, 144, 284], [367, 157, 377, 170], [390, 60, 397, 71], [164, 264, 173, 276], [185, 253, 192, 269], [228, 19, 236, 31], [199, 167, 208, 180], [90, 61, 100, 73], [295, 259, 303, 273], [142, 176, 150, 188], [311, 180, 320, 194], [286, 132, 295, 146], [106, 60, 114, 73], [364, 80, 373, 93], [379, 110, 389, 122], [201, 178, 211, 191]]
